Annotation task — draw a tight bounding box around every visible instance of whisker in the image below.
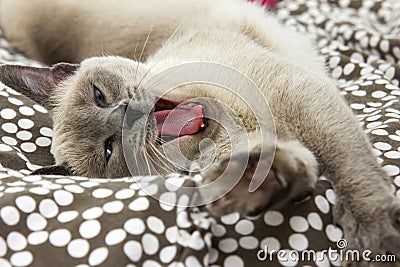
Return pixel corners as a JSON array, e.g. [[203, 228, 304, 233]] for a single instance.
[[136, 20, 186, 91], [133, 28, 145, 83], [134, 25, 154, 85]]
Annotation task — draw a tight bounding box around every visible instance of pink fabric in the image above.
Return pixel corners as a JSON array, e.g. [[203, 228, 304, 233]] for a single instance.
[[249, 0, 278, 7]]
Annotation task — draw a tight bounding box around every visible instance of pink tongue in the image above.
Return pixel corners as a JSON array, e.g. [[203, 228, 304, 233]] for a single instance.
[[154, 105, 204, 136]]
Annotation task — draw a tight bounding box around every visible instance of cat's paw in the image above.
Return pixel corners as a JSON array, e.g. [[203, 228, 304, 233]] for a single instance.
[[202, 140, 318, 216], [334, 198, 400, 266]]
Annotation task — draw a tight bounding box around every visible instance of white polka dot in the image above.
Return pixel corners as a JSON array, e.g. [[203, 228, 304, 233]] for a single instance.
[[374, 142, 392, 151], [314, 195, 330, 214], [185, 256, 202, 267], [64, 184, 84, 194], [385, 151, 400, 159], [105, 229, 126, 246], [103, 200, 124, 214], [20, 142, 36, 153], [29, 187, 50, 195], [223, 255, 244, 267], [1, 109, 17, 120], [383, 165, 400, 176], [288, 233, 308, 251], [49, 229, 71, 247], [0, 144, 12, 152], [7, 232, 27, 251], [343, 63, 355, 75], [1, 206, 20, 226], [10, 251, 33, 267], [142, 233, 159, 255], [35, 137, 51, 147], [159, 192, 176, 211], [352, 90, 366, 96], [187, 231, 205, 251], [39, 199, 59, 218], [221, 212, 240, 225], [138, 184, 158, 196], [80, 181, 100, 188], [67, 239, 90, 258], [389, 135, 400, 142], [19, 106, 35, 116], [325, 189, 336, 205], [332, 66, 342, 78], [26, 213, 47, 231], [350, 103, 365, 110], [143, 260, 162, 267], [211, 224, 226, 237], [239, 236, 258, 250], [177, 211, 191, 228], [160, 245, 176, 264], [92, 188, 113, 199], [57, 210, 79, 223], [39, 127, 53, 137], [0, 236, 6, 257], [146, 216, 165, 234], [235, 219, 254, 235], [124, 241, 142, 262], [371, 129, 388, 136], [8, 97, 23, 106], [15, 196, 36, 213], [371, 91, 387, 98], [218, 238, 238, 253], [129, 197, 150, 211], [53, 190, 74, 206], [5, 187, 24, 194], [329, 56, 340, 68], [33, 104, 48, 113], [325, 224, 343, 242], [18, 119, 34, 129], [124, 218, 146, 235], [88, 247, 109, 266], [264, 210, 284, 226], [16, 131, 32, 141], [27, 231, 48, 246], [79, 220, 101, 239], [379, 39, 390, 52], [289, 216, 309, 232], [82, 207, 103, 220], [307, 212, 323, 230], [2, 136, 17, 146], [260, 236, 280, 251], [115, 189, 135, 200], [2, 123, 17, 134]]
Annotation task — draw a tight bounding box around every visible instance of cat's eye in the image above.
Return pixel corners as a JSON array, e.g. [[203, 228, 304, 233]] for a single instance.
[[93, 85, 106, 107], [105, 137, 113, 164]]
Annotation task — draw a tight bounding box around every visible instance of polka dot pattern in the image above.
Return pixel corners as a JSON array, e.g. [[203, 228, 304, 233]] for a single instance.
[[0, 0, 400, 266]]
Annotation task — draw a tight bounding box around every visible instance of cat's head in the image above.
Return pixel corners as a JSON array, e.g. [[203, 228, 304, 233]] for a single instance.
[[0, 56, 232, 177]]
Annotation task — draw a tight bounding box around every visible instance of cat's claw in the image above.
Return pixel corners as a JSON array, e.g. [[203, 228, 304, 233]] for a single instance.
[[202, 140, 318, 216]]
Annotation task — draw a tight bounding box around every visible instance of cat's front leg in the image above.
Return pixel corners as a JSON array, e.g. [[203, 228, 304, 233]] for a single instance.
[[201, 139, 318, 216]]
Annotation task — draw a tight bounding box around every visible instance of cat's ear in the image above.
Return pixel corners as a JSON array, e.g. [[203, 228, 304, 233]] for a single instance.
[[31, 165, 74, 176], [0, 63, 79, 109]]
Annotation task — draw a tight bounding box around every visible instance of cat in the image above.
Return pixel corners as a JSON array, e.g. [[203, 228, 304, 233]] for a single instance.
[[0, 0, 399, 262]]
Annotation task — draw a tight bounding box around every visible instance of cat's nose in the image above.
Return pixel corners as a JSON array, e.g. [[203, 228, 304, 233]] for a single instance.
[[124, 104, 145, 129]]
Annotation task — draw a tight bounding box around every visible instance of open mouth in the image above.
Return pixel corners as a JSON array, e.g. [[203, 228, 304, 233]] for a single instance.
[[153, 97, 206, 145]]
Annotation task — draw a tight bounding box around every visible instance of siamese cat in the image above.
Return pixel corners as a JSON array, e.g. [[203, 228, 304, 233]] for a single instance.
[[0, 0, 399, 261]]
